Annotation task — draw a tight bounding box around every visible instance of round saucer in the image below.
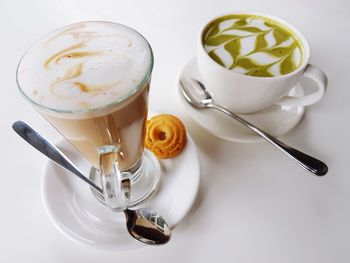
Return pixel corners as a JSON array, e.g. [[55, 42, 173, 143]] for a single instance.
[[41, 114, 200, 250], [178, 58, 306, 143]]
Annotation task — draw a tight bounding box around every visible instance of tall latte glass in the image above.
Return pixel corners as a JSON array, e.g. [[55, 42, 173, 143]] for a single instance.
[[16, 21, 160, 211]]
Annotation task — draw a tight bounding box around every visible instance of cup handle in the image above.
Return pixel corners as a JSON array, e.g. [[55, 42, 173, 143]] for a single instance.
[[99, 145, 130, 211], [277, 64, 327, 107]]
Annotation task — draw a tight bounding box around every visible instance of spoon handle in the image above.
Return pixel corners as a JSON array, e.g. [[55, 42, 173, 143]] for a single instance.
[[210, 104, 328, 176], [12, 121, 104, 193]]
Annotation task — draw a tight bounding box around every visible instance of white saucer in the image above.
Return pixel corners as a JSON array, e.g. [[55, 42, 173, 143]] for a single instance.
[[178, 58, 306, 143], [41, 115, 200, 250]]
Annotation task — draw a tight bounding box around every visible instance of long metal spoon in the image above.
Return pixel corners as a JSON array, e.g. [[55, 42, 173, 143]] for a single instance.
[[12, 121, 171, 245], [180, 78, 328, 176]]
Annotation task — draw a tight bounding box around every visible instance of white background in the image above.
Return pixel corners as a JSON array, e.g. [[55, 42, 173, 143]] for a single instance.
[[1, 0, 349, 262]]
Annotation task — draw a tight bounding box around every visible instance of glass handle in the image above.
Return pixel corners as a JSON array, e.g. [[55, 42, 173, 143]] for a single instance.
[[99, 145, 130, 211]]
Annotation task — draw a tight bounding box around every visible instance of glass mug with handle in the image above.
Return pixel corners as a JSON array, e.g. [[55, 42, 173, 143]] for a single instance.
[[16, 21, 160, 211]]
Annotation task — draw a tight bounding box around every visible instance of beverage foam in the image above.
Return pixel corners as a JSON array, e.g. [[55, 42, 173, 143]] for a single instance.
[[203, 15, 303, 77], [17, 22, 152, 112]]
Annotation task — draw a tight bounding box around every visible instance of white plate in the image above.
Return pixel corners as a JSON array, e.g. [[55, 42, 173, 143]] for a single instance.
[[178, 58, 306, 143], [41, 114, 200, 250]]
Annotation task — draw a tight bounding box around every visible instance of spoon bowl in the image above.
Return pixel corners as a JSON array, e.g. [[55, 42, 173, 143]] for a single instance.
[[179, 78, 213, 108], [125, 208, 171, 245]]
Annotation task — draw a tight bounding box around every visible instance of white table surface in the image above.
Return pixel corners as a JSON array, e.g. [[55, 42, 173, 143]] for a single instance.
[[1, 0, 349, 262]]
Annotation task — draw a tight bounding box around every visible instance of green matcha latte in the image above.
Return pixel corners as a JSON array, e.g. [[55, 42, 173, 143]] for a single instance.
[[202, 14, 303, 77]]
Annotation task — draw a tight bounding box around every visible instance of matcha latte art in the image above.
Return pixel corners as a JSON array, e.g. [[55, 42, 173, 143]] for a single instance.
[[203, 15, 303, 77]]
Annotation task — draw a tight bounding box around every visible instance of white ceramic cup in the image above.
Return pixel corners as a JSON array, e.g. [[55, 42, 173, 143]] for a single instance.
[[197, 13, 327, 114]]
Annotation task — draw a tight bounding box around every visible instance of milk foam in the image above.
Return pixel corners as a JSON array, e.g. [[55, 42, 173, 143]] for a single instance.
[[17, 22, 152, 112], [203, 15, 303, 77]]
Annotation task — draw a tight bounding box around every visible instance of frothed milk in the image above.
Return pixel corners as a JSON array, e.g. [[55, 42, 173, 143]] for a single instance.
[[202, 14, 303, 77], [17, 22, 153, 170]]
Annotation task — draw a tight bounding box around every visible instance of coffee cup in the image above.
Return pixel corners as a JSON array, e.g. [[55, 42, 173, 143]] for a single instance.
[[17, 21, 160, 211], [197, 13, 327, 114]]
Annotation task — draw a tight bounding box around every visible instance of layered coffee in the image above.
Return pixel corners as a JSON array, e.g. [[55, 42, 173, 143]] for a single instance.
[[17, 21, 153, 170], [202, 14, 303, 77]]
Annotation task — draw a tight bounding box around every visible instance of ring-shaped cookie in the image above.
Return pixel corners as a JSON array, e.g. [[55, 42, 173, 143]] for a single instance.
[[145, 114, 187, 159]]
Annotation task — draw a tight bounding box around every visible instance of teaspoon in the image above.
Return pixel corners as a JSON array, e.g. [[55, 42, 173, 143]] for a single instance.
[[179, 78, 328, 176], [12, 120, 171, 245]]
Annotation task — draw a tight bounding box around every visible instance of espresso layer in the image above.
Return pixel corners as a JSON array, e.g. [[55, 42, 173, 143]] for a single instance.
[[44, 85, 149, 170], [203, 15, 303, 77]]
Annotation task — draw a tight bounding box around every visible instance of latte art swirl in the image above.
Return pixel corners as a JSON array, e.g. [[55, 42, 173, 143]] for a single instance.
[[203, 15, 303, 77], [17, 22, 152, 112]]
